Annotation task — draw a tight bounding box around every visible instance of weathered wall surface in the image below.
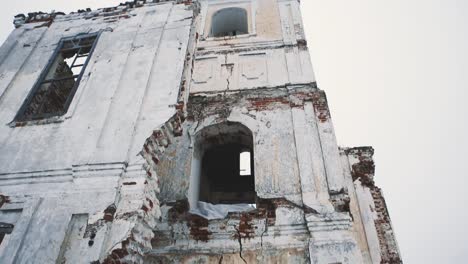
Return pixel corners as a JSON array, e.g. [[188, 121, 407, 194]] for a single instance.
[[192, 0, 314, 94], [144, 86, 361, 263], [0, 2, 194, 263], [0, 2, 191, 172], [341, 147, 403, 264], [0, 0, 401, 263]]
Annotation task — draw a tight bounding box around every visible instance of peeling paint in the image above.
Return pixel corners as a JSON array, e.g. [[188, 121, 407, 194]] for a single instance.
[[103, 204, 117, 222], [345, 147, 402, 263], [0, 0, 400, 263], [188, 214, 212, 242]]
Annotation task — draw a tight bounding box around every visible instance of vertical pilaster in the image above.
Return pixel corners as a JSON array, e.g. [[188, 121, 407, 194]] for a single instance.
[[311, 91, 346, 194], [290, 97, 333, 213], [307, 213, 364, 264]]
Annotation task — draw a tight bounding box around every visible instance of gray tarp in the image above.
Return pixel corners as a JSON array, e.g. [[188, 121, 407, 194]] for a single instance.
[[189, 201, 256, 220]]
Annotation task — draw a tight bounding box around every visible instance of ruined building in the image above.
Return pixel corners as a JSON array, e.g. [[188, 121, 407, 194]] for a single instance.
[[0, 0, 401, 263]]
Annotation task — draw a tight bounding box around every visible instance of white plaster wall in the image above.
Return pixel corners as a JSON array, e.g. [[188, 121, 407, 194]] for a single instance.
[[191, 47, 314, 93], [346, 152, 383, 264], [0, 3, 191, 176], [191, 0, 315, 94], [0, 1, 398, 263], [229, 105, 304, 204], [340, 151, 374, 264], [0, 3, 193, 263]]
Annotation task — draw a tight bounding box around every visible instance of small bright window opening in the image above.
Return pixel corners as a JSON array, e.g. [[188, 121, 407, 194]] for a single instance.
[[0, 209, 21, 255], [239, 151, 251, 176], [211, 7, 248, 37]]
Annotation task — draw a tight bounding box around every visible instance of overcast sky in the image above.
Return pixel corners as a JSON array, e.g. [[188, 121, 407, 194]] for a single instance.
[[0, 1, 467, 263]]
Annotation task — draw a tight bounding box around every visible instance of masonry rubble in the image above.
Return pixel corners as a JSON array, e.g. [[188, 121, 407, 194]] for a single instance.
[[0, 0, 401, 263]]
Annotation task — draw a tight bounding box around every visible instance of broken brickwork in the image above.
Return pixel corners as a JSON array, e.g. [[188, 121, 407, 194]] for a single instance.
[[346, 147, 402, 264], [0, 0, 400, 263]]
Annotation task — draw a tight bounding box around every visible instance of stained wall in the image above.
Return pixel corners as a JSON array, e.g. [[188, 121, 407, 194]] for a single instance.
[[0, 2, 194, 263], [0, 1, 401, 263]]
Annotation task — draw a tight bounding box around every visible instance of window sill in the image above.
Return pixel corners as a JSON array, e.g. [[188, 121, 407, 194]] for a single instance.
[[203, 33, 257, 42], [8, 115, 68, 127]]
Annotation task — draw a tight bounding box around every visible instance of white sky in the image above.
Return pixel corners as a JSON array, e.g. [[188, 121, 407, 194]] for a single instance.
[[0, 1, 467, 263]]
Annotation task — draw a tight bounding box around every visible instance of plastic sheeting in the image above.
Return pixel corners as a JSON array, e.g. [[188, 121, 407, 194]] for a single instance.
[[189, 201, 256, 220]]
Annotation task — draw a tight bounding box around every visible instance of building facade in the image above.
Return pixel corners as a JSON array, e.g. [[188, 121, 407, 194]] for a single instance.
[[0, 0, 401, 263]]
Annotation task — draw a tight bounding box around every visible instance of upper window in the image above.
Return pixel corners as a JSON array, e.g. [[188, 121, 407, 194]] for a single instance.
[[211, 7, 248, 37], [15, 33, 98, 121]]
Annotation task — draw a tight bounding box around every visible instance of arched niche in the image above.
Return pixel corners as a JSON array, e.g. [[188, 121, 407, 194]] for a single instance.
[[189, 122, 255, 207], [210, 7, 249, 37]]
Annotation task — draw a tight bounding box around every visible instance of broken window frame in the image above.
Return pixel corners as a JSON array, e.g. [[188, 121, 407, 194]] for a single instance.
[[14, 32, 100, 122]]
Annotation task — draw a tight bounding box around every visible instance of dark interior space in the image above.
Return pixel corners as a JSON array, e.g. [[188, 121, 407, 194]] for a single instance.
[[196, 122, 256, 204], [200, 144, 255, 204]]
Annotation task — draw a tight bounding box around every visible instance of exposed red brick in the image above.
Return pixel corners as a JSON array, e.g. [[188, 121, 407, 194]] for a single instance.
[[168, 199, 190, 223], [152, 130, 163, 139], [311, 91, 330, 123], [102, 238, 131, 264], [348, 147, 376, 187], [103, 204, 117, 222], [347, 147, 401, 264], [187, 214, 211, 242], [247, 96, 290, 111], [175, 102, 184, 110], [234, 213, 254, 239]]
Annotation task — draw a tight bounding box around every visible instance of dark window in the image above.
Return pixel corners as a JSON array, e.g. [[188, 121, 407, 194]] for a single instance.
[[211, 7, 249, 37], [0, 209, 21, 254], [0, 222, 14, 245], [15, 33, 99, 121], [197, 122, 256, 204]]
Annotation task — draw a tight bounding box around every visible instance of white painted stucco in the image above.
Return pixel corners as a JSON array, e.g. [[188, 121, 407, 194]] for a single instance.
[[0, 1, 400, 263]]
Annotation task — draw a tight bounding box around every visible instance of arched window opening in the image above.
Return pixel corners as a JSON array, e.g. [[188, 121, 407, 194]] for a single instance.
[[192, 122, 255, 205], [211, 7, 249, 37]]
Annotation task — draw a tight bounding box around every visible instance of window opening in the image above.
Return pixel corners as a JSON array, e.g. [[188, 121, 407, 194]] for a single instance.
[[211, 7, 248, 37], [0, 223, 14, 241], [202, 145, 255, 204], [56, 214, 89, 263], [0, 209, 21, 255], [239, 151, 251, 176], [15, 33, 98, 121], [194, 122, 256, 205]]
